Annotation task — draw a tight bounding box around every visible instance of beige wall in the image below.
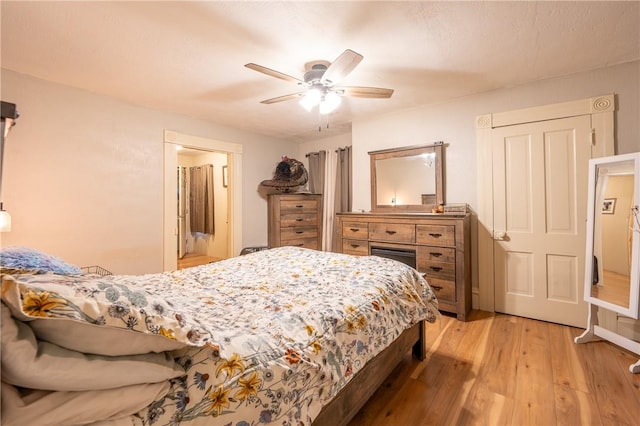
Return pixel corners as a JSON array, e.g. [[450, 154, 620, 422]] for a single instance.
[[2, 61, 637, 275], [601, 175, 634, 276], [350, 61, 640, 213], [1, 70, 293, 274]]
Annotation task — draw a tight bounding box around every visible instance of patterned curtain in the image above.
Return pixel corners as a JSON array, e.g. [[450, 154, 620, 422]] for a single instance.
[[189, 164, 215, 235]]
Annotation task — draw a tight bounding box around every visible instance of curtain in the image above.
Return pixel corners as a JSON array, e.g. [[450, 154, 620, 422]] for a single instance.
[[334, 146, 352, 214], [322, 150, 337, 251], [189, 164, 215, 235], [307, 151, 326, 194], [183, 167, 195, 254], [306, 147, 352, 251]]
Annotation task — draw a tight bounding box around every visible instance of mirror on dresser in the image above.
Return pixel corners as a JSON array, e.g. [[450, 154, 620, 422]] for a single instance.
[[369, 142, 444, 212], [576, 151, 640, 373]]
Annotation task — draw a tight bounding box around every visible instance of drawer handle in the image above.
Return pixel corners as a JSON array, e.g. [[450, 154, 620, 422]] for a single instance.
[[296, 218, 304, 222], [385, 230, 397, 235], [295, 231, 304, 234], [296, 205, 304, 208], [429, 266, 443, 272], [429, 233, 442, 238], [295, 243, 304, 247], [431, 285, 443, 291], [430, 252, 443, 258], [350, 244, 360, 249], [349, 228, 360, 232]]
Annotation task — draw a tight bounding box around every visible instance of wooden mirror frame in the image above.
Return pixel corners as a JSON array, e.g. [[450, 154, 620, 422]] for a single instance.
[[369, 142, 444, 213]]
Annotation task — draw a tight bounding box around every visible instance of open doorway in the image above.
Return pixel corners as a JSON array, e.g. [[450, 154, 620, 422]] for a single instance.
[[163, 130, 243, 272], [176, 148, 228, 269]]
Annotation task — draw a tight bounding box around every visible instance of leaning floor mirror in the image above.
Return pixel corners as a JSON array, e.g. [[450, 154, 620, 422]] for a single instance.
[[575, 152, 640, 373]]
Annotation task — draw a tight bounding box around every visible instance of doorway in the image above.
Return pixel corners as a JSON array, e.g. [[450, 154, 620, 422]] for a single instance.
[[163, 130, 243, 272], [176, 148, 228, 269]]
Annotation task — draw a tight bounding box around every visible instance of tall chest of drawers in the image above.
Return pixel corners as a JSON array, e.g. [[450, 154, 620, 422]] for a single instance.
[[335, 212, 471, 321], [268, 194, 323, 250]]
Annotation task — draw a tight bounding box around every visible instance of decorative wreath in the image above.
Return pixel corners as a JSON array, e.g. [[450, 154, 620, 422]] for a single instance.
[[260, 157, 308, 192]]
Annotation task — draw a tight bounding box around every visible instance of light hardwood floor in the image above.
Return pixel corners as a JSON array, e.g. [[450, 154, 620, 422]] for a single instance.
[[350, 310, 640, 426], [177, 253, 221, 269]]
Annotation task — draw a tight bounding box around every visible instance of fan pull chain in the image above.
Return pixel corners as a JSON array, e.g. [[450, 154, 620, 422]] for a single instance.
[[317, 111, 331, 132]]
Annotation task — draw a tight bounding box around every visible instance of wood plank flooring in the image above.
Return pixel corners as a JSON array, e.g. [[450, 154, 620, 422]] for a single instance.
[[177, 253, 221, 269], [349, 310, 640, 426]]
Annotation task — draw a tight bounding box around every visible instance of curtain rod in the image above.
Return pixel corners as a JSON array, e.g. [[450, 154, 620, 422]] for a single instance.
[[305, 146, 351, 157]]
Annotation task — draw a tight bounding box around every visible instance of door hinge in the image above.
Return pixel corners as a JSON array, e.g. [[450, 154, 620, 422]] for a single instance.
[[590, 128, 596, 146]]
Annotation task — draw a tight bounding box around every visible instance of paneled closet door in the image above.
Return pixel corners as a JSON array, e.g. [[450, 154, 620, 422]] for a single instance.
[[492, 115, 591, 328]]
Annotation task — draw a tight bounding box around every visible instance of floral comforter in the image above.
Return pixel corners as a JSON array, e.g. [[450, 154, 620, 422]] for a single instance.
[[1, 246, 438, 426]]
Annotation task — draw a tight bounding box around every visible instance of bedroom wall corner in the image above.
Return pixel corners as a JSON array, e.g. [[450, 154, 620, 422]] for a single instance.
[[0, 70, 295, 274]]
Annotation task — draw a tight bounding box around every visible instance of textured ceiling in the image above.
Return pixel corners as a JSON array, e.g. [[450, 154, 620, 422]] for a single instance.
[[1, 1, 638, 143]]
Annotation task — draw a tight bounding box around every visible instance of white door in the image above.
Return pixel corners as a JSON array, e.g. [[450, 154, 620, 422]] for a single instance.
[[493, 115, 591, 327]]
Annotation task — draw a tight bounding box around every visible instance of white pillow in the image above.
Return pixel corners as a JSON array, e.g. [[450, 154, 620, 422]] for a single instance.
[[1, 273, 196, 356], [1, 381, 169, 426], [1, 303, 185, 391]]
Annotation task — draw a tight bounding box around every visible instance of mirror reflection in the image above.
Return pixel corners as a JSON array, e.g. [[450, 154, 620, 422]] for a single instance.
[[591, 160, 635, 309], [375, 153, 436, 206], [369, 143, 444, 212]]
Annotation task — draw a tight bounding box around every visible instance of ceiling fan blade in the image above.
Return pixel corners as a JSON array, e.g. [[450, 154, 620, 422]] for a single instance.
[[260, 93, 303, 104], [339, 86, 394, 98], [245, 63, 303, 84], [321, 49, 363, 85]]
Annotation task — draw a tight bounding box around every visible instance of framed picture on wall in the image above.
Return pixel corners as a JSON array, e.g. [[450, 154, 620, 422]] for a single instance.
[[222, 165, 228, 188], [602, 198, 616, 214]]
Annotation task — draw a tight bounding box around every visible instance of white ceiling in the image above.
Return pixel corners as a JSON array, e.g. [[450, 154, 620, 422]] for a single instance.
[[1, 1, 638, 143]]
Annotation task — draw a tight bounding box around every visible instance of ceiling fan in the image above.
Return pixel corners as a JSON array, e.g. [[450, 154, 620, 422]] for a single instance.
[[245, 49, 393, 115]]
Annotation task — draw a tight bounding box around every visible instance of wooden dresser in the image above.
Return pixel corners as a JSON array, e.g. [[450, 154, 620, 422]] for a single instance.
[[268, 193, 323, 250], [335, 212, 471, 321]]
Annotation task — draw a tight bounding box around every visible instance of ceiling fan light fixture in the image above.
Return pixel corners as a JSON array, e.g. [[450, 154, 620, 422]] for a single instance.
[[319, 91, 341, 115], [299, 88, 322, 111], [247, 49, 393, 120]]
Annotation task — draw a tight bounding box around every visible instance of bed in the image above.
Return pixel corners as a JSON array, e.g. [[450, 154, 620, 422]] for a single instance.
[[1, 246, 439, 426]]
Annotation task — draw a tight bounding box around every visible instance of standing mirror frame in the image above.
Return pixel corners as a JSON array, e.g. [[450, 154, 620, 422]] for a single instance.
[[584, 152, 640, 319], [369, 142, 444, 213]]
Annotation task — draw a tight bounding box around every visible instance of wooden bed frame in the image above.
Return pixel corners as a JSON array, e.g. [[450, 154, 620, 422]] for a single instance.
[[313, 321, 426, 426]]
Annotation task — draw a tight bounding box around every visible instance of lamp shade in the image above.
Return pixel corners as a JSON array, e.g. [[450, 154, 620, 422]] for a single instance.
[[299, 88, 322, 112], [0, 209, 11, 232], [319, 92, 341, 115]]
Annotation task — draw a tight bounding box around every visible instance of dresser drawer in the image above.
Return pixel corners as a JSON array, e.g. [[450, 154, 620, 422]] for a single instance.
[[417, 259, 455, 281], [281, 227, 318, 241], [342, 239, 368, 256], [342, 222, 369, 239], [369, 222, 415, 243], [417, 246, 455, 263], [281, 238, 319, 250], [416, 225, 455, 247], [280, 199, 318, 214], [426, 277, 456, 302], [281, 213, 318, 227]]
